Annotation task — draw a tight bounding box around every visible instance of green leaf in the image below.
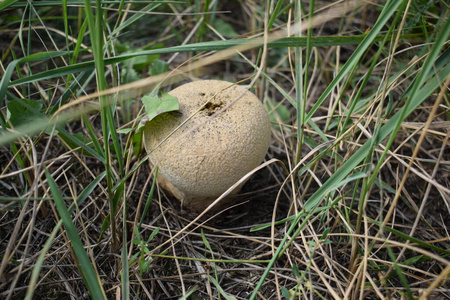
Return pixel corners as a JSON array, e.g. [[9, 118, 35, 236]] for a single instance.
[[129, 251, 140, 264], [201, 229, 212, 252], [281, 286, 291, 299], [6, 99, 43, 127], [142, 92, 179, 122], [320, 228, 331, 240], [141, 259, 151, 272], [402, 255, 424, 266], [266, 99, 291, 128], [213, 18, 238, 38], [149, 59, 169, 76], [147, 227, 160, 243], [133, 226, 142, 243], [121, 67, 141, 84], [130, 55, 158, 72], [117, 128, 134, 134], [119, 43, 164, 73], [292, 264, 300, 279], [5, 99, 55, 135]]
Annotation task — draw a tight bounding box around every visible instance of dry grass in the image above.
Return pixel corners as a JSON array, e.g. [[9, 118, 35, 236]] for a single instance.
[[1, 1, 449, 299]]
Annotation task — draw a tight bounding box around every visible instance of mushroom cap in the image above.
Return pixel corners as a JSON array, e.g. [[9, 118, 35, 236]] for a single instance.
[[143, 80, 271, 211]]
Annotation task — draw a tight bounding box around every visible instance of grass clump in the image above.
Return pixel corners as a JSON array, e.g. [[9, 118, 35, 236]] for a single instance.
[[1, 1, 449, 299]]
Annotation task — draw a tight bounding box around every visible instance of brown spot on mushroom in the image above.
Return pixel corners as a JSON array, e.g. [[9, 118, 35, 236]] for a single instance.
[[202, 100, 224, 116]]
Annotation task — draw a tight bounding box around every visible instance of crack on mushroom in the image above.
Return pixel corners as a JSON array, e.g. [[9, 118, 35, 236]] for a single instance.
[[202, 100, 224, 116]]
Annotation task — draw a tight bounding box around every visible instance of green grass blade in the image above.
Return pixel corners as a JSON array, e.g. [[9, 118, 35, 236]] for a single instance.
[[8, 57, 96, 87], [7, 34, 420, 88], [50, 71, 93, 114], [249, 4, 450, 298], [208, 275, 235, 300], [368, 12, 450, 188], [45, 169, 106, 299], [305, 0, 404, 124], [387, 246, 413, 300], [107, 105, 124, 175], [294, 0, 305, 165], [201, 229, 219, 283], [57, 127, 106, 162], [25, 171, 106, 300], [368, 217, 450, 256], [6, 1, 180, 7], [138, 167, 158, 229], [177, 287, 198, 300], [62, 0, 70, 57], [121, 191, 129, 300], [302, 54, 449, 215], [110, 2, 162, 37], [121, 240, 129, 300], [3, 43, 447, 152], [0, 0, 19, 11], [81, 114, 105, 158], [249, 53, 450, 300], [84, 0, 121, 248], [66, 17, 89, 84], [0, 51, 66, 107], [25, 222, 63, 300], [267, 0, 290, 30]]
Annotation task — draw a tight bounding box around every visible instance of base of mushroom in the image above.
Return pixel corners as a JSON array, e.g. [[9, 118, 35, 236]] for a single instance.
[[155, 171, 244, 213]]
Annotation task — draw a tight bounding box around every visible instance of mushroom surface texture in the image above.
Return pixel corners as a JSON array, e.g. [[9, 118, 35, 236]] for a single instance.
[[143, 80, 271, 212]]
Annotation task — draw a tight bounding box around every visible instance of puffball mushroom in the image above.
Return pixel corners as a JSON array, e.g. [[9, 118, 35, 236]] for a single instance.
[[143, 80, 271, 212]]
